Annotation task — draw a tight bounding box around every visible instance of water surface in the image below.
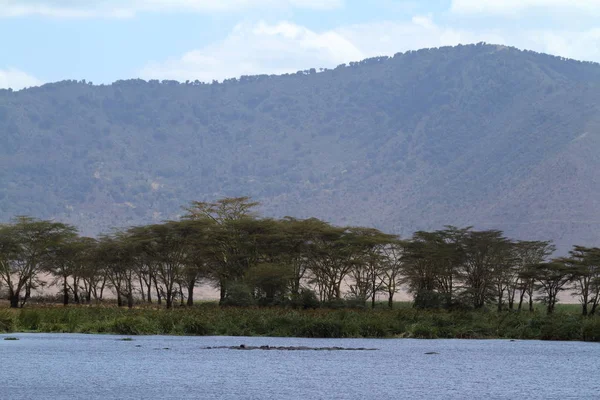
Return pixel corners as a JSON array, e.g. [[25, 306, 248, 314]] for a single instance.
[[1, 334, 598, 399]]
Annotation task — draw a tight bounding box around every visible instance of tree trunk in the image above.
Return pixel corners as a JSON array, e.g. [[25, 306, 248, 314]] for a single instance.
[[153, 277, 162, 305], [528, 294, 534, 312], [117, 293, 123, 307], [146, 280, 152, 303], [388, 292, 394, 309], [63, 276, 69, 306], [187, 283, 194, 307], [138, 276, 145, 303], [371, 292, 376, 309], [72, 276, 80, 304], [219, 280, 226, 305], [9, 291, 20, 308], [127, 292, 134, 309], [547, 294, 555, 314], [518, 290, 525, 311]]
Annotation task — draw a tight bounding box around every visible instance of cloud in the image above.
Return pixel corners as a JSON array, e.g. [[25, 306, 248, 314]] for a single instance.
[[524, 28, 600, 62], [139, 17, 506, 83], [140, 21, 364, 82], [0, 68, 41, 90], [0, 0, 342, 18], [139, 15, 600, 84], [451, 0, 600, 15]]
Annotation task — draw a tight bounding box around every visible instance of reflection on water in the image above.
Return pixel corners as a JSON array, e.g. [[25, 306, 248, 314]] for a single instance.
[[1, 334, 599, 400]]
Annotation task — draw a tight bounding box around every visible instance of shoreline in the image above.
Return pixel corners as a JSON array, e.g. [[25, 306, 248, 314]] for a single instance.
[[1, 306, 599, 342]]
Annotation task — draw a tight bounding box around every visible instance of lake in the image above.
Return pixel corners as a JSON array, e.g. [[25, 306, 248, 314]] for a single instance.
[[1, 334, 598, 399]]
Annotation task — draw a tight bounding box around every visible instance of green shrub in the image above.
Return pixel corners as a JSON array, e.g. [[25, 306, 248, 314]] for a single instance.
[[0, 310, 15, 332], [582, 317, 600, 342], [322, 299, 347, 309], [540, 315, 582, 341], [18, 310, 41, 331], [110, 316, 155, 335], [156, 312, 179, 334], [359, 320, 389, 338], [409, 322, 438, 339], [221, 283, 256, 307], [299, 320, 345, 338], [292, 289, 319, 310], [413, 290, 445, 309], [181, 317, 212, 335], [39, 322, 68, 333], [344, 296, 368, 310]]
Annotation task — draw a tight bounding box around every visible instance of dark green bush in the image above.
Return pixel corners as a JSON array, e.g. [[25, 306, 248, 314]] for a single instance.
[[413, 290, 445, 309], [299, 320, 345, 338], [322, 298, 347, 309], [180, 317, 212, 335], [110, 316, 155, 335], [410, 322, 438, 339], [0, 310, 15, 332], [221, 283, 256, 307], [18, 310, 41, 331], [582, 317, 600, 342], [540, 315, 582, 341], [294, 289, 320, 309], [359, 320, 388, 338]]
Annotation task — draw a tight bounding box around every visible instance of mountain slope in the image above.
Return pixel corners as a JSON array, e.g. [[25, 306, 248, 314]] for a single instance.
[[1, 43, 600, 252]]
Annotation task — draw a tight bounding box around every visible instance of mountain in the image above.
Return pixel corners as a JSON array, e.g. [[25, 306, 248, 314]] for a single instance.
[[2, 43, 600, 253]]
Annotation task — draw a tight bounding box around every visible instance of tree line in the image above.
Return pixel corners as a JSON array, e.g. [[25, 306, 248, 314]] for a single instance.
[[1, 197, 599, 315]]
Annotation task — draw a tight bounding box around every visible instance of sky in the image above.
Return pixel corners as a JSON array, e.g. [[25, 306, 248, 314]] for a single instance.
[[1, 0, 600, 90]]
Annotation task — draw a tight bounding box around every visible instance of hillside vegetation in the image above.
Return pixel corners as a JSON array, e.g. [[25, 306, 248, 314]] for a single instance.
[[2, 43, 600, 252]]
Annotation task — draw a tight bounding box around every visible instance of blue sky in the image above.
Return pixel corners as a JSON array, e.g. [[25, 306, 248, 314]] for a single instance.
[[1, 0, 600, 89]]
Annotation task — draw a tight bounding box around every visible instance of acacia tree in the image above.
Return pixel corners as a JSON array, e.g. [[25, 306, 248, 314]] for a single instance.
[[562, 246, 600, 315], [514, 241, 555, 311], [379, 241, 405, 308], [128, 222, 187, 309], [95, 234, 137, 308], [345, 227, 397, 308], [459, 229, 513, 309], [77, 239, 108, 304], [276, 218, 322, 303], [0, 217, 76, 308], [306, 224, 358, 302], [523, 261, 572, 314], [169, 218, 215, 306], [402, 231, 450, 308], [45, 235, 94, 306], [184, 197, 260, 303], [402, 228, 467, 309]]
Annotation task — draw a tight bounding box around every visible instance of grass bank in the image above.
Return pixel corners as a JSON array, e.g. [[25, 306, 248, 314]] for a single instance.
[[1, 305, 599, 342]]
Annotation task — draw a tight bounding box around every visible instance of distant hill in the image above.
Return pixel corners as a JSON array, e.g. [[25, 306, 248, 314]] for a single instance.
[[2, 43, 600, 253]]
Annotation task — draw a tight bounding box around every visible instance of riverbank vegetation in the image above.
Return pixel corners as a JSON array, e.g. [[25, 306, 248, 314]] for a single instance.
[[1, 197, 599, 324], [0, 305, 599, 342]]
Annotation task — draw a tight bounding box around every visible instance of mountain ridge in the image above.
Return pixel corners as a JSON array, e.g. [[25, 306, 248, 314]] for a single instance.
[[1, 43, 600, 253]]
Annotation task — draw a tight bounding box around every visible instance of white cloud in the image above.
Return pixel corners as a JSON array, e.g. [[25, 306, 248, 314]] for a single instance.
[[139, 17, 506, 82], [524, 28, 600, 62], [0, 0, 342, 18], [140, 21, 364, 82], [337, 16, 505, 58], [0, 68, 41, 90], [451, 0, 600, 15], [139, 15, 600, 84]]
